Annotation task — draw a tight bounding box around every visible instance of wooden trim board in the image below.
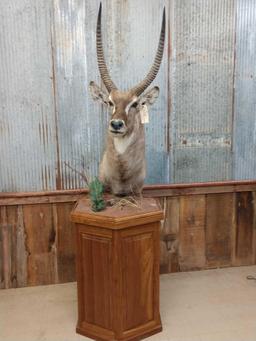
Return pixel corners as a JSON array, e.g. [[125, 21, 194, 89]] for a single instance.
[[0, 180, 256, 289], [1, 180, 256, 206]]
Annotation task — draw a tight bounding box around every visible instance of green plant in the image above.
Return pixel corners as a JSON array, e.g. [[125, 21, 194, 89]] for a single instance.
[[89, 177, 106, 212]]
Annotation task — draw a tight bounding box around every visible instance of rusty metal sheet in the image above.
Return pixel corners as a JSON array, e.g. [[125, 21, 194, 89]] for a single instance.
[[174, 147, 232, 183], [1, 0, 256, 192], [53, 0, 102, 189], [233, 0, 256, 180], [0, 0, 57, 192], [170, 0, 235, 182]]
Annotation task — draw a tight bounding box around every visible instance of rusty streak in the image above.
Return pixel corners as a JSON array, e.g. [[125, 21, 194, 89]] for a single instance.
[[50, 9, 62, 190]]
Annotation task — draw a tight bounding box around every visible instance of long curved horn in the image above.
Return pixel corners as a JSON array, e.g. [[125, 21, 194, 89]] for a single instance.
[[130, 8, 166, 96], [96, 3, 117, 93]]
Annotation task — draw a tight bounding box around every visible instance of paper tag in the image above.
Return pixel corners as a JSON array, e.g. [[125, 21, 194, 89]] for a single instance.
[[140, 105, 149, 124]]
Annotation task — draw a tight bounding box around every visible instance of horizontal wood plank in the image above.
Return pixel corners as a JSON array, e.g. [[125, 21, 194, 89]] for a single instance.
[[1, 180, 256, 205]]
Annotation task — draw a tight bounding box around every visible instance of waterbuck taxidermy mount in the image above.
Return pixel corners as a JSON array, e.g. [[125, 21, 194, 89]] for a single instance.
[[89, 3, 166, 196]]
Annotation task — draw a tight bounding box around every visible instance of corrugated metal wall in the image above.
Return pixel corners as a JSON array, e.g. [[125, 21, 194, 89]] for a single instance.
[[233, 0, 256, 180], [171, 0, 235, 182], [0, 0, 255, 192]]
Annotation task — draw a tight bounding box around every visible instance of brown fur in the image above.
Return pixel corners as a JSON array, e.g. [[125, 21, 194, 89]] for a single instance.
[[99, 111, 145, 195], [89, 85, 159, 195], [92, 4, 165, 195]]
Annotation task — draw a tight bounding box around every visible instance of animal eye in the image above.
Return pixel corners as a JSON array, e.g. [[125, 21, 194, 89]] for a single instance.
[[108, 101, 114, 107], [131, 102, 138, 108]]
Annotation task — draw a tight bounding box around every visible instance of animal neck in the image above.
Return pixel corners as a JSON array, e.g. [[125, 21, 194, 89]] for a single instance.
[[113, 133, 135, 155], [106, 125, 145, 156]]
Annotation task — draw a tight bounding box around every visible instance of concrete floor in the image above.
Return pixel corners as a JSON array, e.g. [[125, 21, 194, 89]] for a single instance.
[[0, 266, 256, 341]]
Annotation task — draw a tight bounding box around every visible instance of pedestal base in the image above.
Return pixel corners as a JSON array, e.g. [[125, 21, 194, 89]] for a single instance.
[[76, 321, 162, 341], [71, 197, 163, 341]]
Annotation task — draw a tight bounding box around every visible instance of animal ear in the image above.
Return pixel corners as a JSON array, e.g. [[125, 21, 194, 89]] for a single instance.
[[89, 81, 109, 106], [139, 86, 159, 106]]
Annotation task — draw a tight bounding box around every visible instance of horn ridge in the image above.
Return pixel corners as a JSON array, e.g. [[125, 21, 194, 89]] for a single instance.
[[130, 7, 166, 96], [96, 2, 117, 92]]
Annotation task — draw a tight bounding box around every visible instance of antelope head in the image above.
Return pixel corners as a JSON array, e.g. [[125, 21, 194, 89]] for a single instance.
[[89, 3, 166, 138]]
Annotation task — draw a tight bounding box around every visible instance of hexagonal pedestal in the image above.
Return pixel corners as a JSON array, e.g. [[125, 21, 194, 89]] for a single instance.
[[71, 197, 163, 341]]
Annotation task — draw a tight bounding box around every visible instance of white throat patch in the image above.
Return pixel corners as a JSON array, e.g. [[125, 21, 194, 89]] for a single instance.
[[114, 133, 134, 154]]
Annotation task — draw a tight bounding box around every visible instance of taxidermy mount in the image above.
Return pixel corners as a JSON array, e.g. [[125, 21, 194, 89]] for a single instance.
[[89, 3, 166, 196]]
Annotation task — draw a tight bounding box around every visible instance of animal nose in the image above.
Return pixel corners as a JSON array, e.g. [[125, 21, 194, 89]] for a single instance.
[[110, 120, 124, 130]]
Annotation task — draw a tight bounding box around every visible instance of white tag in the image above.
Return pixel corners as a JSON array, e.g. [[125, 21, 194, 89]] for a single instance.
[[140, 105, 149, 124]]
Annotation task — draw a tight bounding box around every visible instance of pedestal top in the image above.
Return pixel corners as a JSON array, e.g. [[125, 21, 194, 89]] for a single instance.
[[70, 196, 163, 229]]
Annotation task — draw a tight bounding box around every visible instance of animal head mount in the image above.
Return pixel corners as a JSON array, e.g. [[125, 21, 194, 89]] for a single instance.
[[89, 2, 166, 137]]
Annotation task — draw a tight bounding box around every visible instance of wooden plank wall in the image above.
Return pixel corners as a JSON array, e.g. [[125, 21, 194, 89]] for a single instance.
[[159, 191, 256, 273], [0, 202, 77, 289], [0, 182, 256, 289]]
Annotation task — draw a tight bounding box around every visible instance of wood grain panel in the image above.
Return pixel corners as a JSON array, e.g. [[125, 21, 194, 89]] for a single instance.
[[0, 211, 3, 288], [160, 197, 180, 273], [206, 193, 235, 268], [15, 206, 28, 287], [0, 206, 28, 288], [234, 192, 254, 265], [23, 204, 57, 285], [179, 195, 206, 270], [0, 207, 11, 288], [121, 231, 154, 330], [0, 231, 3, 288], [56, 202, 76, 283], [74, 200, 162, 340], [1, 185, 256, 289], [81, 233, 112, 330], [6, 206, 18, 288], [253, 192, 256, 265]]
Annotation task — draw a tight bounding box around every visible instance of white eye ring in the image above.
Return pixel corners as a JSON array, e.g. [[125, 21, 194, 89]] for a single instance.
[[125, 97, 138, 115], [125, 104, 131, 115]]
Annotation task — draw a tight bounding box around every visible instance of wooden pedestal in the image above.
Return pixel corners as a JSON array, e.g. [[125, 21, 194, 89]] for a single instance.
[[71, 197, 164, 341]]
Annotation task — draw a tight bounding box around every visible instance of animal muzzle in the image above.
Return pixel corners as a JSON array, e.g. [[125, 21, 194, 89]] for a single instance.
[[109, 119, 125, 134]]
